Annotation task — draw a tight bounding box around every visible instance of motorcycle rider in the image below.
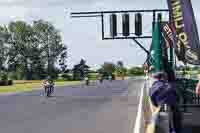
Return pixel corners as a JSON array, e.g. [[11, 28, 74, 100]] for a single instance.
[[99, 74, 104, 83], [84, 76, 89, 85], [42, 76, 54, 95], [108, 74, 112, 82]]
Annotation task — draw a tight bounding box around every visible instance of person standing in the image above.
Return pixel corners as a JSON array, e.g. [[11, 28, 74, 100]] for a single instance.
[[149, 71, 182, 133], [195, 74, 200, 95]]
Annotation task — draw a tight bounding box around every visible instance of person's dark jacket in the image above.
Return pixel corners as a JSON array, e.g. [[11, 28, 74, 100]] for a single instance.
[[149, 80, 179, 107]]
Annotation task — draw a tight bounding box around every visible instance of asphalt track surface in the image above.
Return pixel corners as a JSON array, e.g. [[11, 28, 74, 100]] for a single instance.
[[0, 78, 145, 133]]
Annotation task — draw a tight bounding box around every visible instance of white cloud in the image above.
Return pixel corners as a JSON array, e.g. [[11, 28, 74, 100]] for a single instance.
[[0, 6, 27, 24]]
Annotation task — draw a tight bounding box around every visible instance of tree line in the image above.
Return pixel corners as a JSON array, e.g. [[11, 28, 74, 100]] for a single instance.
[[0, 19, 144, 81], [98, 61, 145, 77], [71, 60, 145, 80], [0, 20, 67, 80]]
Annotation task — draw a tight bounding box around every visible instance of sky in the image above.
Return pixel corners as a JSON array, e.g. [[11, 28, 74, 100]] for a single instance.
[[0, 0, 199, 69]]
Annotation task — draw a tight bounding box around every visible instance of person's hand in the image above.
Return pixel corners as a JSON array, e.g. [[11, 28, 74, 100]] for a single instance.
[[42, 81, 46, 86], [196, 87, 200, 95], [152, 106, 161, 114], [196, 82, 200, 95]]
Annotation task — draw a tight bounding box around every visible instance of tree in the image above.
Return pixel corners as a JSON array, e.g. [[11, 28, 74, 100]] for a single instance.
[[116, 61, 127, 79], [7, 21, 35, 79], [72, 59, 90, 80], [59, 46, 68, 72], [33, 20, 67, 79], [99, 62, 116, 75], [0, 26, 9, 73], [2, 20, 67, 80], [103, 62, 116, 74], [128, 66, 144, 76]]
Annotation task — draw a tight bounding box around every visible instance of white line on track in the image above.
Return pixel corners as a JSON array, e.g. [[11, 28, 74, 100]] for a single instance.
[[133, 84, 144, 133]]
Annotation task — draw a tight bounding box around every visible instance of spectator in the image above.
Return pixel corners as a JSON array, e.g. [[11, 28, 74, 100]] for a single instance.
[[149, 71, 182, 133], [196, 74, 200, 95]]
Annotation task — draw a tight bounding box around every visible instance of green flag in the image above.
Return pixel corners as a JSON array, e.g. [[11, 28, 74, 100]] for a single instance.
[[148, 22, 163, 72]]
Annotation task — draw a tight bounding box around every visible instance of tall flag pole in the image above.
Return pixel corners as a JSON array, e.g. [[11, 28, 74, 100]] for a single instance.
[[167, 0, 200, 65]]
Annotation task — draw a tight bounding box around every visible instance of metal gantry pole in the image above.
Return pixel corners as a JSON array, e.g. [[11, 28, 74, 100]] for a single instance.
[[70, 9, 169, 62], [132, 39, 150, 55], [101, 13, 105, 40], [71, 9, 169, 15], [152, 10, 156, 31]]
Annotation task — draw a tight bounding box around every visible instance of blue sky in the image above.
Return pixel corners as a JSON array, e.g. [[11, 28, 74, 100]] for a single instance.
[[0, 0, 199, 69]]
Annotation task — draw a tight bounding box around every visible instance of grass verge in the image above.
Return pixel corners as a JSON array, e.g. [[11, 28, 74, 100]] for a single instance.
[[0, 81, 81, 94]]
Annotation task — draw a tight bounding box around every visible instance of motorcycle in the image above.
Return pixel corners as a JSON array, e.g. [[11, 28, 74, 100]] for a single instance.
[[98, 75, 103, 84], [99, 77, 103, 84], [44, 82, 54, 97], [108, 76, 112, 82], [85, 77, 89, 86]]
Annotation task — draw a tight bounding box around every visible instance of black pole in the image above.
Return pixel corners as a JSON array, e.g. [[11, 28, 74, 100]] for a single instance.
[[101, 13, 105, 40], [132, 39, 150, 55], [71, 15, 101, 18], [152, 10, 156, 31], [71, 9, 169, 15]]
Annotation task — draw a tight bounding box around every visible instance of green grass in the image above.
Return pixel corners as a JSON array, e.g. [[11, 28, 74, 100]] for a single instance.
[[0, 81, 81, 94]]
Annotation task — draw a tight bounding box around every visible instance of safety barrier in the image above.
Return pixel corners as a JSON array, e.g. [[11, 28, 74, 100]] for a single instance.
[[176, 78, 200, 112]]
